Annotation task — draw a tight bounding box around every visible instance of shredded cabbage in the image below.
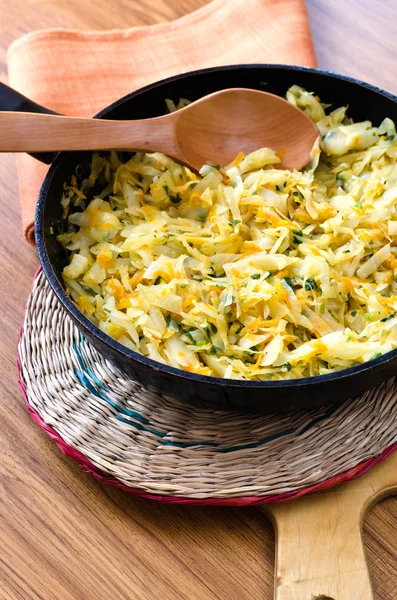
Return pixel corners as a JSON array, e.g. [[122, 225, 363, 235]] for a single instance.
[[58, 87, 397, 380]]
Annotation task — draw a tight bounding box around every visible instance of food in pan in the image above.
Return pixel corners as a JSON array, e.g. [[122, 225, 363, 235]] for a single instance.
[[58, 86, 397, 380]]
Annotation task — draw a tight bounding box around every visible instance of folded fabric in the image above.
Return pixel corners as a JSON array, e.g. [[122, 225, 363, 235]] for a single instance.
[[7, 0, 316, 244]]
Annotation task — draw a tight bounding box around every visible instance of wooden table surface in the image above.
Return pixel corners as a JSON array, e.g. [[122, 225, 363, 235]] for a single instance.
[[0, 1, 396, 598]]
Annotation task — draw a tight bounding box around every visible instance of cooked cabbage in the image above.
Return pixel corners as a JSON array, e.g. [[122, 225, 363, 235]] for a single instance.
[[58, 87, 397, 380]]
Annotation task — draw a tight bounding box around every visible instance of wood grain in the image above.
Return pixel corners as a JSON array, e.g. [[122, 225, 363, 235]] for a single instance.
[[0, 1, 396, 599], [268, 452, 397, 600]]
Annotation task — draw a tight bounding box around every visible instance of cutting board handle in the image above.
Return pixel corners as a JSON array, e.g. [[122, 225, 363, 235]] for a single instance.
[[265, 450, 397, 600], [269, 490, 372, 599]]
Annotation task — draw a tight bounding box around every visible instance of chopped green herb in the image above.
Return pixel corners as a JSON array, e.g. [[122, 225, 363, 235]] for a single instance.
[[370, 351, 382, 360], [212, 164, 221, 170], [235, 324, 244, 335], [103, 307, 111, 314], [195, 340, 207, 347], [265, 272, 272, 279], [320, 303, 325, 314], [226, 311, 233, 318], [283, 277, 294, 289], [167, 316, 179, 332], [163, 185, 169, 194], [250, 273, 261, 280], [169, 193, 181, 204], [292, 230, 303, 244], [252, 190, 258, 195], [351, 310, 357, 317], [381, 312, 397, 322], [179, 283, 188, 288], [387, 135, 395, 141], [343, 249, 351, 253], [281, 362, 292, 372], [229, 219, 241, 227], [275, 184, 284, 192], [305, 277, 319, 291], [185, 331, 194, 343], [154, 276, 162, 285], [209, 322, 218, 334]]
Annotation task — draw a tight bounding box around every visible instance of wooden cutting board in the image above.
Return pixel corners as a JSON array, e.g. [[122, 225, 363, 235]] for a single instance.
[[265, 450, 397, 599]]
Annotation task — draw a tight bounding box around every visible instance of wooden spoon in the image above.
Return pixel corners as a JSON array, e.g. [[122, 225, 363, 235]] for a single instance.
[[0, 88, 319, 171]]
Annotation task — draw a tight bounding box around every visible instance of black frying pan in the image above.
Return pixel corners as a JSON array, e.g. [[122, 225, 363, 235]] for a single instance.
[[3, 64, 397, 412]]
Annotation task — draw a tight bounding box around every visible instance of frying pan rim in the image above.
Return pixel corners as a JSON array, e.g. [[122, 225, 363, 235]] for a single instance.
[[35, 63, 397, 390]]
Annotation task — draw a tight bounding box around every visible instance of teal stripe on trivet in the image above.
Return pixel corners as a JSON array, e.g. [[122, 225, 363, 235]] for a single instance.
[[73, 334, 338, 452], [75, 334, 108, 392]]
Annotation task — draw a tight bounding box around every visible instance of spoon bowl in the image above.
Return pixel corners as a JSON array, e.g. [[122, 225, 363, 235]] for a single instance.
[[174, 88, 319, 169], [0, 88, 319, 171]]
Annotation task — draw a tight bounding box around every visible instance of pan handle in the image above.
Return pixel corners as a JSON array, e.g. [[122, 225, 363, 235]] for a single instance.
[[0, 81, 59, 164]]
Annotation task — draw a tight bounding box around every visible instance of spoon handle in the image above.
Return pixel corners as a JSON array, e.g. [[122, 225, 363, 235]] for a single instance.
[[0, 111, 175, 155]]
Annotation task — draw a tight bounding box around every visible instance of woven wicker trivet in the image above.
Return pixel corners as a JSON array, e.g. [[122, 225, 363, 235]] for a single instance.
[[17, 270, 397, 505]]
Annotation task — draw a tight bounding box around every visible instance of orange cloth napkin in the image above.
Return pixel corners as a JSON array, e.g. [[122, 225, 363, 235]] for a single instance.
[[7, 0, 316, 244]]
